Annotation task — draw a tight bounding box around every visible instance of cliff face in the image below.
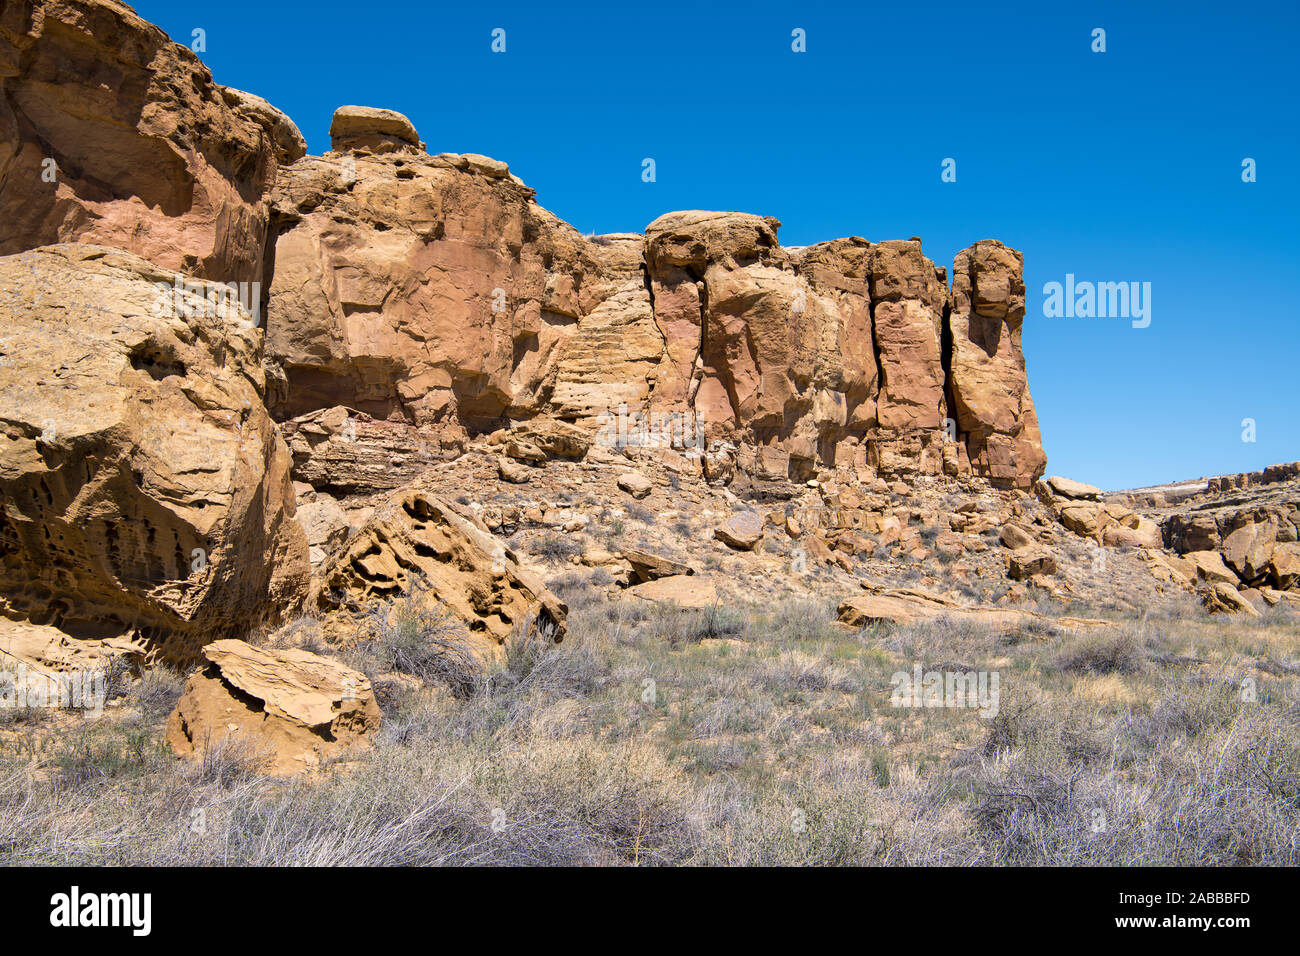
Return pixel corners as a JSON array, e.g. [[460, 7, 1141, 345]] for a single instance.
[[0, 0, 302, 283], [1, 1, 1046, 496], [0, 0, 1047, 662], [264, 132, 1046, 489]]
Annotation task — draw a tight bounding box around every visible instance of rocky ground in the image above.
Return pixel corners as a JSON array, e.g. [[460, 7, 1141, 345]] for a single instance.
[[3, 432, 1298, 865]]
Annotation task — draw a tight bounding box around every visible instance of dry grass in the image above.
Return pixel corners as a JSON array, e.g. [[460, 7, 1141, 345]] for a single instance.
[[1, 589, 1297, 866]]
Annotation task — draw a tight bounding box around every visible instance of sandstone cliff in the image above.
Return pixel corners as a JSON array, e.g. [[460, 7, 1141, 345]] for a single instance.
[[0, 0, 302, 284], [0, 0, 1046, 673], [264, 117, 1046, 490]]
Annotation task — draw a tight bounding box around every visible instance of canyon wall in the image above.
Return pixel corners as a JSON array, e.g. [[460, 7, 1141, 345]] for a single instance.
[[0, 0, 1046, 661], [264, 125, 1046, 489]]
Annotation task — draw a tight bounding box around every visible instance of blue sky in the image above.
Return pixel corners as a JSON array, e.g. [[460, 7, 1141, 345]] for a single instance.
[[133, 0, 1298, 490]]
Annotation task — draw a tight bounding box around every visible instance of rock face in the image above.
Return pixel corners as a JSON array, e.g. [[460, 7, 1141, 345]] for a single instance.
[[0, 246, 308, 664], [166, 639, 381, 775], [949, 242, 1046, 486], [314, 489, 567, 658], [264, 126, 1048, 488], [0, 0, 290, 284]]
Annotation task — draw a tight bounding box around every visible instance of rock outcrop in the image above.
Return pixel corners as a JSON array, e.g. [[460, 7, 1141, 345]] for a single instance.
[[264, 140, 1048, 488], [166, 638, 380, 775], [949, 242, 1046, 486], [0, 0, 291, 284], [0, 245, 308, 664], [837, 586, 1105, 630], [0, 0, 1068, 688]]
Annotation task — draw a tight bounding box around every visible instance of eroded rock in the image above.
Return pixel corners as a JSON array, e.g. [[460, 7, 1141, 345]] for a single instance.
[[314, 490, 566, 658], [0, 246, 308, 664], [166, 639, 380, 775]]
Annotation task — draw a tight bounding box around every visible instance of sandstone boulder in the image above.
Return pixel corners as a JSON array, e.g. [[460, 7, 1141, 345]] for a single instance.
[[1007, 546, 1057, 581], [715, 511, 764, 551], [999, 523, 1037, 550], [0, 618, 136, 708], [627, 574, 718, 609], [497, 457, 533, 484], [1184, 550, 1239, 586], [838, 586, 1106, 630], [314, 490, 566, 658], [1220, 516, 1277, 584], [1040, 476, 1103, 501], [329, 106, 422, 153], [166, 639, 381, 775], [624, 549, 694, 583], [1057, 502, 1111, 542], [1200, 582, 1259, 617], [617, 473, 653, 499], [1102, 513, 1162, 550], [1268, 543, 1300, 590], [0, 246, 308, 664]]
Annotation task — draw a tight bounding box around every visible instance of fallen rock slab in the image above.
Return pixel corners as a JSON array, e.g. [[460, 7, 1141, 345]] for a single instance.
[[838, 586, 1108, 631], [1269, 544, 1300, 590], [497, 456, 534, 484], [166, 639, 381, 775], [627, 575, 718, 609], [624, 549, 694, 583], [1007, 546, 1057, 581], [617, 472, 653, 499], [715, 511, 764, 551], [1201, 582, 1260, 617], [1041, 476, 1103, 501], [999, 523, 1037, 550]]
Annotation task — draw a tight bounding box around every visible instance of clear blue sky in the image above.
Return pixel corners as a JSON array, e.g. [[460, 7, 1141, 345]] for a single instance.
[[133, 0, 1298, 491]]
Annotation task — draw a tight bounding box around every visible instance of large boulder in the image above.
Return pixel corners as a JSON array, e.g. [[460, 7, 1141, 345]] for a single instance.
[[0, 246, 308, 664], [1220, 515, 1278, 584], [1269, 543, 1300, 591], [166, 639, 381, 775], [329, 105, 422, 154], [314, 490, 566, 658], [1007, 545, 1057, 580], [0, 0, 290, 284], [1201, 582, 1259, 617]]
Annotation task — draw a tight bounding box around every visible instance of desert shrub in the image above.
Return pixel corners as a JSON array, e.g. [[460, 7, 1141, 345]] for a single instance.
[[652, 602, 747, 647], [533, 534, 583, 561], [130, 667, 186, 722], [625, 504, 655, 524], [352, 591, 482, 699], [1055, 629, 1145, 675]]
